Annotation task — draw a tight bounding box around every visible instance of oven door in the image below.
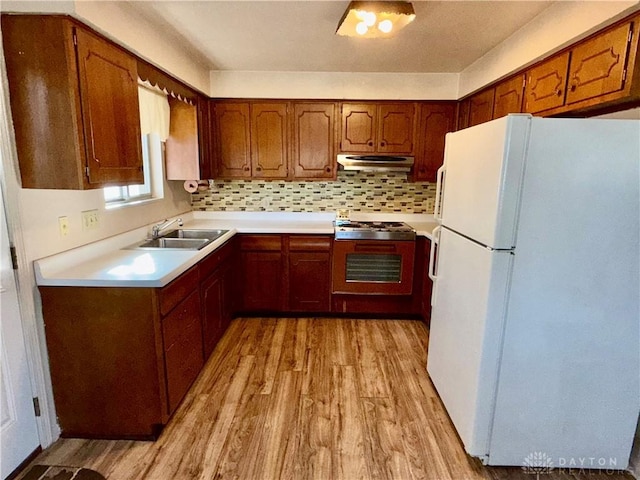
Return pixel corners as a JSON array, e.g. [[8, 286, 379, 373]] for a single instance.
[[332, 240, 416, 295]]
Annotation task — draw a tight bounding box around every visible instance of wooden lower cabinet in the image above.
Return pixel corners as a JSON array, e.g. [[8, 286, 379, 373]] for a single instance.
[[239, 235, 284, 312], [39, 266, 202, 439], [288, 235, 332, 312], [162, 290, 203, 413], [200, 240, 236, 358]]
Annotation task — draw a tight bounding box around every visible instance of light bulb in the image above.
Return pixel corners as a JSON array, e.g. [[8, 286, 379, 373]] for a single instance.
[[363, 11, 376, 27], [378, 19, 393, 33], [356, 22, 368, 35]]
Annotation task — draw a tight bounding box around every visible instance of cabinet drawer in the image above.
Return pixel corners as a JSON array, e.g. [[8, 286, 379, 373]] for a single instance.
[[162, 290, 201, 350], [289, 235, 332, 252], [199, 240, 234, 279], [239, 234, 282, 251], [159, 266, 199, 317]]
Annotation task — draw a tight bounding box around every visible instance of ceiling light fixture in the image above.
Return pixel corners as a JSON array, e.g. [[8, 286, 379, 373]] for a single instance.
[[336, 1, 416, 39]]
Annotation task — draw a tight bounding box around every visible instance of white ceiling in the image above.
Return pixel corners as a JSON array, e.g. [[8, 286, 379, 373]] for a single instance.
[[126, 1, 554, 74]]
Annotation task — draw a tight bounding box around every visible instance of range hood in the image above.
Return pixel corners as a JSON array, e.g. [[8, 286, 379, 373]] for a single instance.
[[337, 154, 414, 173]]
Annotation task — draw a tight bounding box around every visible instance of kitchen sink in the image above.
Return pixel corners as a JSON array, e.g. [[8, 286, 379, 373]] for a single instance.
[[129, 229, 230, 250], [161, 229, 228, 240], [135, 238, 212, 250]]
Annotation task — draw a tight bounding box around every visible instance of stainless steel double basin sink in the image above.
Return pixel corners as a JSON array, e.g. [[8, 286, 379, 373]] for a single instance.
[[132, 229, 229, 251]]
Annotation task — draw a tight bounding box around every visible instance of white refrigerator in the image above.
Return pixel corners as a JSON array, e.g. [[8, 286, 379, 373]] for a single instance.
[[427, 114, 640, 468]]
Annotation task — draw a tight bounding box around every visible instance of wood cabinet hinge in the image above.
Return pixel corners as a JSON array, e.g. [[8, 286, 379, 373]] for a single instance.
[[33, 397, 41, 417], [85, 166, 90, 178], [623, 68, 627, 82], [628, 29, 633, 44], [9, 245, 18, 270], [72, 31, 78, 46]]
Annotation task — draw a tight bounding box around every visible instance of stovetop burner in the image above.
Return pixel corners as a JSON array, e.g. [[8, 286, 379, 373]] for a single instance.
[[334, 220, 416, 241]]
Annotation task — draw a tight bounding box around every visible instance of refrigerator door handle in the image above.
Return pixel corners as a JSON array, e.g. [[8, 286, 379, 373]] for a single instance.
[[428, 225, 441, 282], [434, 165, 446, 222]]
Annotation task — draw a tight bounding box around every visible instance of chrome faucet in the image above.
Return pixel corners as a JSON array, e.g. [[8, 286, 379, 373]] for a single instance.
[[151, 218, 183, 239]]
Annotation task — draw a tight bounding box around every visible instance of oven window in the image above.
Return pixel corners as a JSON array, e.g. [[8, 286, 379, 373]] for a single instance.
[[346, 253, 402, 283]]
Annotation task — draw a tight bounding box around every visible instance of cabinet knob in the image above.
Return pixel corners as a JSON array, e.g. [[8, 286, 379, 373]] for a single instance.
[[243, 166, 250, 171], [325, 166, 331, 173], [380, 141, 386, 147], [256, 166, 262, 172], [570, 84, 577, 92], [556, 89, 563, 97], [367, 141, 374, 147]]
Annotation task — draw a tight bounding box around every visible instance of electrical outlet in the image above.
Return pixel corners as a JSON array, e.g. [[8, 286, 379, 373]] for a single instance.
[[58, 216, 69, 237], [81, 209, 99, 231]]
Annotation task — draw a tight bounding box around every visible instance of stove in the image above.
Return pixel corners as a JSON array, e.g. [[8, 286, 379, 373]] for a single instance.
[[334, 220, 416, 241]]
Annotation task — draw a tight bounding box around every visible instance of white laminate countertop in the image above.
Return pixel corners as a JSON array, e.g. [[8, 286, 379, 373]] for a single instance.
[[34, 211, 438, 288]]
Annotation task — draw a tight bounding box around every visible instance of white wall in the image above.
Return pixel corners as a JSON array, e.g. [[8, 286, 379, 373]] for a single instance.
[[459, 1, 640, 97], [210, 71, 459, 99]]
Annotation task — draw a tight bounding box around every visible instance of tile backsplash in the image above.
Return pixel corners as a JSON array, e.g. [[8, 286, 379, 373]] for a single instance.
[[191, 172, 436, 213]]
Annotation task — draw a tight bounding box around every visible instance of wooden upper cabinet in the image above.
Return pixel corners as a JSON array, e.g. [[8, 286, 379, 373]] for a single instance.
[[566, 22, 633, 105], [165, 98, 200, 180], [340, 103, 377, 152], [292, 102, 337, 180], [212, 102, 252, 178], [413, 103, 456, 182], [468, 89, 495, 127], [250, 102, 289, 179], [75, 28, 142, 186], [377, 103, 415, 153], [524, 52, 570, 114], [493, 74, 525, 119], [2, 15, 143, 189], [340, 102, 415, 154], [457, 100, 470, 130]]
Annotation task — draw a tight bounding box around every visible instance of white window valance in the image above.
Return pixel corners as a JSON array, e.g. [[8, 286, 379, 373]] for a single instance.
[[138, 82, 170, 141]]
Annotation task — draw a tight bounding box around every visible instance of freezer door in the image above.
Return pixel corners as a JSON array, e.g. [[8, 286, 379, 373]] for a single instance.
[[440, 114, 530, 249], [427, 227, 513, 458]]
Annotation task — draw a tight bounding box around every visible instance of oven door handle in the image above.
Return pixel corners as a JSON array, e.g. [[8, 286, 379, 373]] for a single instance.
[[428, 225, 441, 283]]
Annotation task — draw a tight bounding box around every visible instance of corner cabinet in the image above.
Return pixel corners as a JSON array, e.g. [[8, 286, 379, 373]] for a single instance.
[[340, 102, 416, 154], [1, 15, 143, 189], [413, 103, 457, 182]]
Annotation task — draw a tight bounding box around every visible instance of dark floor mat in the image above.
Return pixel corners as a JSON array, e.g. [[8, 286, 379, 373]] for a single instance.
[[20, 465, 105, 480]]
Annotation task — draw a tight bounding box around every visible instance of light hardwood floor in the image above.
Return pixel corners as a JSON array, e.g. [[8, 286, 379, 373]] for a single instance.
[[21, 318, 633, 480]]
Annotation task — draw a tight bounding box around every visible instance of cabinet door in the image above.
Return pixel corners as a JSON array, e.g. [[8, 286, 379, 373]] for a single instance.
[[201, 270, 224, 359], [165, 98, 200, 180], [414, 103, 456, 182], [75, 27, 143, 186], [240, 235, 283, 311], [292, 102, 336, 179], [493, 75, 525, 119], [377, 103, 415, 154], [341, 103, 377, 152], [288, 236, 332, 312], [251, 103, 289, 179], [162, 290, 203, 415], [468, 89, 495, 127], [213, 102, 252, 178], [197, 96, 213, 180], [524, 52, 570, 114], [566, 22, 633, 105], [457, 100, 470, 130]]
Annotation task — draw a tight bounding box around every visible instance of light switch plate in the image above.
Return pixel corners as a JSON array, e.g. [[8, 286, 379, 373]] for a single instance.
[[81, 209, 99, 231]]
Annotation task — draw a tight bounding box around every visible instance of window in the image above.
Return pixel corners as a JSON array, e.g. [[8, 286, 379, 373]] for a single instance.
[[104, 134, 153, 204]]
